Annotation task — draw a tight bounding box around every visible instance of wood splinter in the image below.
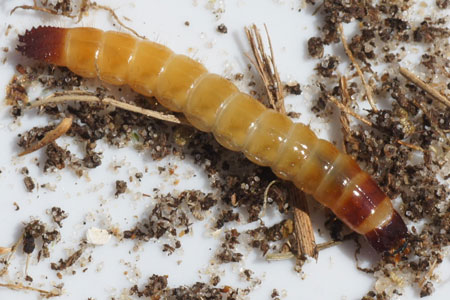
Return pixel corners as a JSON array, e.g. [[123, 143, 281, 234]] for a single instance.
[[0, 247, 12, 255], [18, 117, 73, 157], [289, 184, 318, 259]]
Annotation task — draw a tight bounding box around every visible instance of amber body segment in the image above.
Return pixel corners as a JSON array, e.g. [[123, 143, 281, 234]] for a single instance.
[[17, 26, 408, 253], [66, 27, 103, 78], [128, 41, 174, 97]]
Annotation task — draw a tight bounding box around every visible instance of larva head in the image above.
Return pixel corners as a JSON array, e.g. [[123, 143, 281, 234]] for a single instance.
[[17, 26, 67, 65], [365, 211, 408, 255]]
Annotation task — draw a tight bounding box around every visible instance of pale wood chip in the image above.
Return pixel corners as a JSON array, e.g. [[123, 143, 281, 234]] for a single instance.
[[19, 117, 73, 157], [289, 184, 318, 259]]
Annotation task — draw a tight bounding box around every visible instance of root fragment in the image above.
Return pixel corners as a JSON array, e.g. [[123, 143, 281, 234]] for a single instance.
[[245, 24, 285, 113], [0, 282, 61, 298], [265, 252, 295, 261], [327, 95, 373, 127], [317, 240, 342, 252], [260, 180, 280, 218], [338, 76, 359, 152], [11, 0, 144, 39], [399, 67, 450, 108], [338, 23, 378, 112], [0, 235, 23, 276], [418, 259, 438, 288], [87, 3, 144, 39], [397, 140, 426, 153], [11, 0, 75, 18], [29, 91, 183, 125]]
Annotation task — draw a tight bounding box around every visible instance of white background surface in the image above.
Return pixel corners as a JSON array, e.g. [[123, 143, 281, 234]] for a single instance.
[[0, 0, 449, 299]]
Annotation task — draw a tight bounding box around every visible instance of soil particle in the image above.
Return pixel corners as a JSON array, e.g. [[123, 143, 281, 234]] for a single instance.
[[23, 220, 60, 260], [44, 142, 71, 172], [217, 23, 228, 34], [413, 20, 450, 43], [217, 229, 243, 263], [215, 209, 240, 229], [420, 281, 434, 298], [115, 180, 127, 197], [23, 176, 35, 192], [284, 82, 302, 95], [307, 37, 324, 58], [315, 55, 339, 77], [436, 0, 449, 9]]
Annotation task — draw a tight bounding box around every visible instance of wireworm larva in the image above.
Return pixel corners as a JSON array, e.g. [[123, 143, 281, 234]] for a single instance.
[[17, 26, 408, 254]]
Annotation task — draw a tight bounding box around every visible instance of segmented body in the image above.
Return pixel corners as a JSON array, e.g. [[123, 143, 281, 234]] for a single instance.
[[17, 26, 407, 253]]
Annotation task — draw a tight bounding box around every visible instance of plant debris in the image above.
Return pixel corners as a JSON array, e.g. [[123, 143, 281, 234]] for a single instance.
[[50, 245, 85, 271], [399, 67, 450, 108], [50, 207, 68, 228], [23, 220, 61, 260]]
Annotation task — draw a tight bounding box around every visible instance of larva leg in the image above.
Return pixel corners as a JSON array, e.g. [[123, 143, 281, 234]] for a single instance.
[[17, 26, 408, 254]]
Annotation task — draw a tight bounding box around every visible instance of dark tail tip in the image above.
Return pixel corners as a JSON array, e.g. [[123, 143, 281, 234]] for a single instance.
[[17, 26, 67, 64], [365, 211, 408, 254]]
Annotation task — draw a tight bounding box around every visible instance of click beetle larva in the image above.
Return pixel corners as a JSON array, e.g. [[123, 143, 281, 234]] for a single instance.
[[17, 26, 408, 254]]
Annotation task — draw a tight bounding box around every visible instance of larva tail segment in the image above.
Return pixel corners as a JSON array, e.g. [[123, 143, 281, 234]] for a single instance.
[[365, 211, 408, 254], [17, 26, 67, 65]]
